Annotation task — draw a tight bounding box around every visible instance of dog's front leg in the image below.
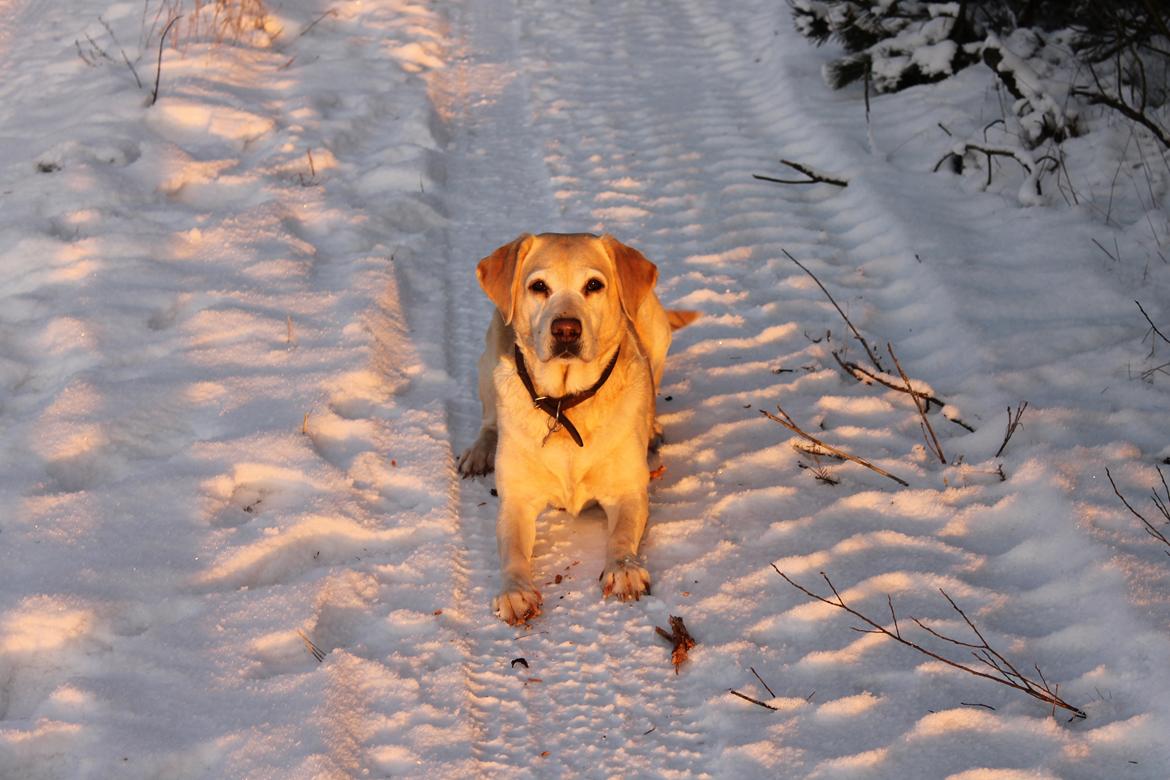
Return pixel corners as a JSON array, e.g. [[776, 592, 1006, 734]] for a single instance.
[[493, 492, 544, 625], [599, 493, 651, 601]]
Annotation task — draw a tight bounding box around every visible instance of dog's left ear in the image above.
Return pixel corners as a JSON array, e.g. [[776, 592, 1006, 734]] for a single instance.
[[602, 234, 658, 320], [477, 234, 534, 325]]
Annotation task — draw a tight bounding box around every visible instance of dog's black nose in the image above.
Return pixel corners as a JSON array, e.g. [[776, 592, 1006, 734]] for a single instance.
[[551, 317, 582, 343]]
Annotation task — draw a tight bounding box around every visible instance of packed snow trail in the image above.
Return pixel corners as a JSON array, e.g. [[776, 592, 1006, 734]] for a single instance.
[[1, 0, 1169, 777]]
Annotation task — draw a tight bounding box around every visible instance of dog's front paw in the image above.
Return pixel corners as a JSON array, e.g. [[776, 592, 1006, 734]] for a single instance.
[[458, 428, 497, 478], [600, 555, 651, 601], [493, 578, 542, 625]]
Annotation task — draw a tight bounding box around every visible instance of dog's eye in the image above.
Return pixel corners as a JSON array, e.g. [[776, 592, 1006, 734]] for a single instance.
[[528, 280, 549, 295], [584, 278, 605, 294]]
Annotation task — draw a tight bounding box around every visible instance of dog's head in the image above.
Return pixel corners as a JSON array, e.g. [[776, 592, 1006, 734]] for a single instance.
[[477, 233, 657, 364]]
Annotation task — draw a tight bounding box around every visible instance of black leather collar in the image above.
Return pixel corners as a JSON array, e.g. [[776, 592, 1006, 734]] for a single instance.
[[513, 344, 620, 447]]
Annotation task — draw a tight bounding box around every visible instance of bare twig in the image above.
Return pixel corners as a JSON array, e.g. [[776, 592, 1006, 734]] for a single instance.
[[1072, 87, 1170, 150], [888, 343, 946, 464], [1091, 237, 1120, 263], [762, 406, 909, 487], [994, 402, 1029, 458], [655, 615, 697, 674], [773, 568, 1087, 719], [1137, 300, 1170, 349], [935, 142, 1059, 195], [782, 249, 884, 372], [149, 15, 181, 106], [729, 689, 779, 711], [754, 159, 848, 187], [296, 629, 326, 662], [750, 666, 776, 698], [792, 441, 846, 461], [1106, 467, 1170, 554], [298, 7, 338, 38], [99, 17, 143, 89], [831, 351, 976, 432]]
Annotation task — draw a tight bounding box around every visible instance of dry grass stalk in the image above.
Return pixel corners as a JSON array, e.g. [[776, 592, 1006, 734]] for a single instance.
[[773, 567, 1087, 720], [995, 402, 1029, 458], [1105, 467, 1170, 554], [149, 15, 181, 106], [762, 406, 909, 487], [887, 343, 946, 464]]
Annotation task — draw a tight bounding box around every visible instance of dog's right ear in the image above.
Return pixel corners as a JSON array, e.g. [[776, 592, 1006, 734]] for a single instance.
[[476, 234, 534, 325]]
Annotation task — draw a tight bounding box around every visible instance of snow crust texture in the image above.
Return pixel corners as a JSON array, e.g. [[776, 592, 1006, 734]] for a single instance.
[[1, 0, 1169, 777]]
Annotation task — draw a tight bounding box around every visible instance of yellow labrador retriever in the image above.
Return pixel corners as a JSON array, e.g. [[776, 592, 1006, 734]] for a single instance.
[[458, 233, 696, 625]]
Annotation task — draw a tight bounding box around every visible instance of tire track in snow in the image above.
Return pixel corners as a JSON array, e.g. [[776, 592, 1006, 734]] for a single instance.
[[431, 0, 562, 770], [433, 0, 1170, 776]]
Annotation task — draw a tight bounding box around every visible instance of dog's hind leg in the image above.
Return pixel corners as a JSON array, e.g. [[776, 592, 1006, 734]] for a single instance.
[[458, 315, 508, 477]]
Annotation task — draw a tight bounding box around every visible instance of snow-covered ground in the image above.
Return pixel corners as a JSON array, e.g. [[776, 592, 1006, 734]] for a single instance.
[[2, 0, 1169, 777]]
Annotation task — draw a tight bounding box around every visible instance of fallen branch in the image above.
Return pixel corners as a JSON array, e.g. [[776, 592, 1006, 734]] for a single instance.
[[762, 406, 909, 487], [994, 402, 1028, 458], [782, 249, 884, 372], [772, 568, 1087, 720], [831, 351, 976, 432], [934, 142, 1058, 197], [1072, 87, 1170, 150], [1106, 467, 1170, 555], [656, 615, 697, 674], [754, 158, 848, 187], [888, 343, 946, 464]]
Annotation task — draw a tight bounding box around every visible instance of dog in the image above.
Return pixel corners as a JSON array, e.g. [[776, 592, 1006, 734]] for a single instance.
[[457, 232, 697, 625]]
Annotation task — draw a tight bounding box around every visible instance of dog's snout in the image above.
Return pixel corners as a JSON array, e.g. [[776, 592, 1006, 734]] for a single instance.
[[551, 317, 582, 343]]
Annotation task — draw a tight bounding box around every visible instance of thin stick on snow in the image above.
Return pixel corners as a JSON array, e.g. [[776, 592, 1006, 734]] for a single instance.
[[728, 689, 778, 711], [1105, 467, 1170, 554], [149, 15, 181, 106], [888, 343, 946, 464], [1090, 238, 1120, 263], [994, 402, 1028, 458], [754, 159, 848, 187], [750, 666, 776, 698], [761, 406, 909, 487], [1136, 300, 1170, 348], [298, 8, 338, 38], [831, 351, 976, 432], [296, 629, 326, 662], [772, 568, 1087, 720], [782, 249, 884, 372]]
